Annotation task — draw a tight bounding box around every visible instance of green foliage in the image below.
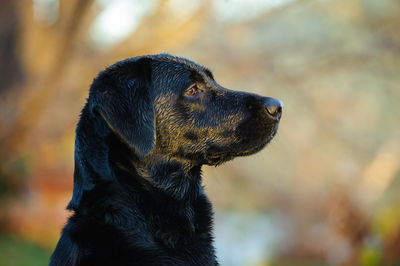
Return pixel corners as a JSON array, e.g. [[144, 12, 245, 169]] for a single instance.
[[0, 234, 51, 266], [360, 246, 382, 266]]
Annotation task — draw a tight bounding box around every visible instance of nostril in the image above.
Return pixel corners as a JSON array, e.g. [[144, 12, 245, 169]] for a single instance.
[[267, 104, 280, 116], [264, 98, 283, 119]]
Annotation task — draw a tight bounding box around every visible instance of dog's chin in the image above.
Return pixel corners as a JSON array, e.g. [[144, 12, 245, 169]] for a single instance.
[[204, 123, 279, 166]]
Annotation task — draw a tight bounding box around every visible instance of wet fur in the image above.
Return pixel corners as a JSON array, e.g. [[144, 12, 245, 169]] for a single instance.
[[50, 54, 281, 265]]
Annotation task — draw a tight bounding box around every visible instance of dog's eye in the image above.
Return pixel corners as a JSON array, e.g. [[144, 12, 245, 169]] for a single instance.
[[185, 85, 198, 96]]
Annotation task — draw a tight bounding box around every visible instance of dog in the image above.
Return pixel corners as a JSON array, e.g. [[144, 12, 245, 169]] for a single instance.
[[50, 54, 283, 265]]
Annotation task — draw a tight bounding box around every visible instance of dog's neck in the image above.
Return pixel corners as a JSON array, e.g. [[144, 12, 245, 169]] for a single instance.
[[69, 109, 204, 212], [134, 155, 203, 201]]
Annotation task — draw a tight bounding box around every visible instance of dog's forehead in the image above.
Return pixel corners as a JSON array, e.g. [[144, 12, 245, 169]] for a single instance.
[[148, 54, 213, 80]]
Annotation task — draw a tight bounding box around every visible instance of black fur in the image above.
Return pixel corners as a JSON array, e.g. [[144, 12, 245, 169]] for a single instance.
[[50, 54, 282, 266]]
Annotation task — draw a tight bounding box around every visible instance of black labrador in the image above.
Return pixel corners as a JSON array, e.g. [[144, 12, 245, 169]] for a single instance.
[[50, 54, 283, 265]]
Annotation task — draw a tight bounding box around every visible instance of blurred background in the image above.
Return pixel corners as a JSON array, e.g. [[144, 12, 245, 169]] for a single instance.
[[0, 0, 400, 265]]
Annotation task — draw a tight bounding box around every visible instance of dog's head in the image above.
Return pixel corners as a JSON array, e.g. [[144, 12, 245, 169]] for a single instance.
[[88, 54, 282, 166], [68, 54, 282, 208]]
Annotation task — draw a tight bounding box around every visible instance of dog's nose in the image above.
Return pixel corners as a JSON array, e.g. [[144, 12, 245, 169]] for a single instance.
[[264, 97, 283, 120]]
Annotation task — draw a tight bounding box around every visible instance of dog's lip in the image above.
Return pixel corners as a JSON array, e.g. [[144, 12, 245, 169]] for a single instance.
[[269, 122, 279, 136], [205, 128, 278, 164], [243, 122, 279, 154]]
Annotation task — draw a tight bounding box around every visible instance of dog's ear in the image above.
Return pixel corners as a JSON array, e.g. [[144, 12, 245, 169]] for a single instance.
[[90, 58, 155, 157]]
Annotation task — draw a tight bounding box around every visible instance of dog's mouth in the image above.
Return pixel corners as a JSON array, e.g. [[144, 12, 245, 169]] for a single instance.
[[204, 121, 280, 166]]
